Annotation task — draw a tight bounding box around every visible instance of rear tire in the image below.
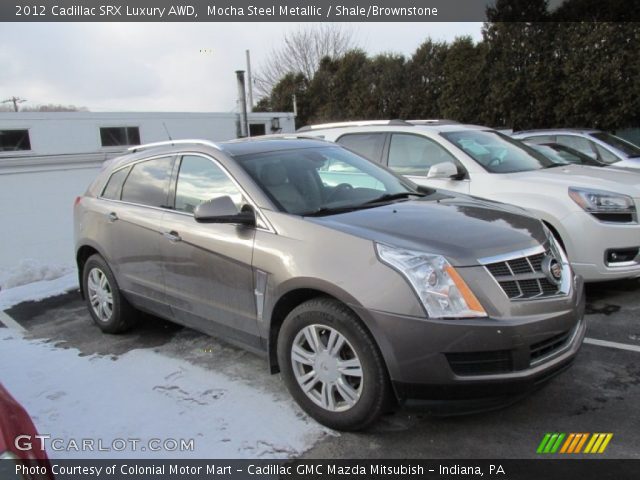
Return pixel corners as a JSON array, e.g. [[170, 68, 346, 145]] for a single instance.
[[277, 297, 392, 431], [82, 254, 137, 333]]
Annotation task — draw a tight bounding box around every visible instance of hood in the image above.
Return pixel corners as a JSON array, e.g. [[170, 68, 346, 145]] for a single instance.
[[610, 158, 640, 170], [308, 194, 547, 266], [508, 164, 640, 196]]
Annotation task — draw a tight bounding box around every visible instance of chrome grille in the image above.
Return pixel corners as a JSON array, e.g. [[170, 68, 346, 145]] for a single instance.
[[484, 250, 562, 300]]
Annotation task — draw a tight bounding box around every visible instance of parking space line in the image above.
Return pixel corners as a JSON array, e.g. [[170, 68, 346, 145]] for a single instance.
[[0, 310, 26, 333], [584, 337, 640, 353]]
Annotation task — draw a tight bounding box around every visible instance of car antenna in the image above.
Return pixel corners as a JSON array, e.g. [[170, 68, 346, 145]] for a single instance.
[[162, 122, 174, 143]]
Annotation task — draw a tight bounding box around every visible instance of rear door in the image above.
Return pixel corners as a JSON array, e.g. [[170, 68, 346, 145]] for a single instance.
[[336, 132, 388, 164], [101, 155, 175, 316], [160, 154, 259, 348]]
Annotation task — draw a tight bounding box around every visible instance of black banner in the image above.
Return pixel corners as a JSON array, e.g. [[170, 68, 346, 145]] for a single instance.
[[2, 459, 639, 480], [2, 0, 639, 22]]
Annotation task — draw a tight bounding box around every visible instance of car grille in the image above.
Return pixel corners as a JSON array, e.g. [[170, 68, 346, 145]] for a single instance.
[[485, 251, 561, 300]]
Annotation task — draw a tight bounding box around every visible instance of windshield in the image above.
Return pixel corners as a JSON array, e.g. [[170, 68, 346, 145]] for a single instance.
[[590, 132, 640, 158], [441, 130, 555, 173], [234, 146, 419, 215]]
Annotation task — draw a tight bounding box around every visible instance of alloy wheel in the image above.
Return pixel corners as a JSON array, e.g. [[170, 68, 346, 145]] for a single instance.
[[291, 324, 363, 412]]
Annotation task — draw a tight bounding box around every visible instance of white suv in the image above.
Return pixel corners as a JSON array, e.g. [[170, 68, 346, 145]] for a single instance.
[[301, 121, 640, 282]]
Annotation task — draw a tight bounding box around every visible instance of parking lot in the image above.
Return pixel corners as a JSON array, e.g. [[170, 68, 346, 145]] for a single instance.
[[1, 278, 639, 459]]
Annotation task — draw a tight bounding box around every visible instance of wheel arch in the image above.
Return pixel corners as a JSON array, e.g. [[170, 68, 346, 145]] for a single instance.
[[75, 242, 108, 299]]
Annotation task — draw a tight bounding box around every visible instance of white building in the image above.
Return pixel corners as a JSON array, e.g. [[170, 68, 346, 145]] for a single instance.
[[0, 111, 295, 282]]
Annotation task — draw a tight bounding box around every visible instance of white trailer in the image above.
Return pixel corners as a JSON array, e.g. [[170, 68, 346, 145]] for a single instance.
[[0, 111, 295, 282]]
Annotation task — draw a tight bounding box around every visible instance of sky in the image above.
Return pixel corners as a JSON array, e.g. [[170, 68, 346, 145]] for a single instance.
[[0, 22, 482, 112]]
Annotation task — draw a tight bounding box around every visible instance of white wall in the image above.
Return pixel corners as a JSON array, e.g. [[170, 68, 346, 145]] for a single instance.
[[0, 111, 295, 156]]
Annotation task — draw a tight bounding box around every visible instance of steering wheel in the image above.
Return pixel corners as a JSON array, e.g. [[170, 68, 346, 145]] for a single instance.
[[326, 183, 353, 202]]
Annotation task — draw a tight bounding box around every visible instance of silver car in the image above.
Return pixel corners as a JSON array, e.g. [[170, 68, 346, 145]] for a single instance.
[[74, 138, 585, 430], [512, 129, 640, 169]]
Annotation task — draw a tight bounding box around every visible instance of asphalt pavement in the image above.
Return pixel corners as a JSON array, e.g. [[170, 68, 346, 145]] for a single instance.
[[2, 278, 639, 459]]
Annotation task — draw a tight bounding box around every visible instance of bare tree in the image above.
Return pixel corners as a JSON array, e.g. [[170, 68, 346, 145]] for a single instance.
[[254, 24, 357, 98], [2, 96, 26, 112], [21, 104, 88, 112]]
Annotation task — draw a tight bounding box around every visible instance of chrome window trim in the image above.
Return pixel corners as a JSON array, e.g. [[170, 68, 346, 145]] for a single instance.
[[98, 151, 276, 234]]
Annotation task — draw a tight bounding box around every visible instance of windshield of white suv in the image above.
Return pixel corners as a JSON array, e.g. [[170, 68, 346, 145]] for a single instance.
[[441, 130, 555, 173], [589, 132, 640, 158], [235, 146, 423, 216]]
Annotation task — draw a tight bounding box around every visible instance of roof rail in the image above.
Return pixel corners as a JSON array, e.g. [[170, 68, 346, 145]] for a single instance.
[[127, 139, 221, 153], [297, 119, 413, 132], [406, 119, 460, 125]]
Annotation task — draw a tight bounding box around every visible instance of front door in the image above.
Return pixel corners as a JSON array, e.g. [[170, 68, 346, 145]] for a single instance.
[[160, 154, 259, 347], [386, 133, 471, 194]]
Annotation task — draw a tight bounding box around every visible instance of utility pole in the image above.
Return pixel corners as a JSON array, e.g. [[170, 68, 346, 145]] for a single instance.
[[2, 96, 26, 112], [235, 70, 249, 138], [245, 50, 254, 112]]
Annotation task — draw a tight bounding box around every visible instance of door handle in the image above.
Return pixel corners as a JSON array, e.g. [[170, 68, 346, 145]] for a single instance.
[[107, 212, 118, 222], [163, 230, 182, 243]]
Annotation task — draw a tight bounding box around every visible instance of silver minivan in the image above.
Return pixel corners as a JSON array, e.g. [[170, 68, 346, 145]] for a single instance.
[[74, 138, 585, 430]]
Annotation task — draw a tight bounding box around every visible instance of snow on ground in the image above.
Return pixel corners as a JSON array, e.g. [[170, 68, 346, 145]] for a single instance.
[[0, 271, 78, 310], [0, 331, 329, 459], [0, 259, 75, 290]]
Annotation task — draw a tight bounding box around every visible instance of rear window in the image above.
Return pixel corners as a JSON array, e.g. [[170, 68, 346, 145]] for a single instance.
[[101, 166, 131, 200], [121, 156, 174, 208], [337, 133, 386, 162], [522, 135, 555, 144]]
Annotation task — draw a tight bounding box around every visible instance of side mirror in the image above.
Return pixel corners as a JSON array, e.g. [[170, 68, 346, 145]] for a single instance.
[[194, 196, 256, 226], [427, 162, 459, 179]]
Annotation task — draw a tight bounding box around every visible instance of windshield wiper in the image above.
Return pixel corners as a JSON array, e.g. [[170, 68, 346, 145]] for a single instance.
[[301, 192, 426, 217], [301, 205, 377, 217], [362, 192, 426, 205]]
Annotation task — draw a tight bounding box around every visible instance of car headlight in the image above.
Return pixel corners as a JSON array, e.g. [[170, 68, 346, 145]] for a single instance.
[[568, 187, 637, 222], [376, 243, 487, 319]]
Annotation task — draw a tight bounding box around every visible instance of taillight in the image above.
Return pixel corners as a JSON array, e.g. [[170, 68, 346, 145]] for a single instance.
[[74, 196, 82, 207]]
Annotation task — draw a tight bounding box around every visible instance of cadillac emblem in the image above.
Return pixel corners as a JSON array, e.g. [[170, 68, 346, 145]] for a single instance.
[[542, 255, 563, 285]]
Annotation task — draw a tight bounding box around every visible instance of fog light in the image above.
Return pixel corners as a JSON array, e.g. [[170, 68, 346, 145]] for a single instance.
[[605, 248, 639, 265]]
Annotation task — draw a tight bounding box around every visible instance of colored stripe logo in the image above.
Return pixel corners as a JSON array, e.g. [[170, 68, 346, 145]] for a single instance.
[[537, 433, 613, 454]]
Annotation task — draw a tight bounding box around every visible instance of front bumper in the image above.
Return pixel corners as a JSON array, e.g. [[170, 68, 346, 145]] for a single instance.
[[559, 211, 640, 282], [352, 275, 586, 403]]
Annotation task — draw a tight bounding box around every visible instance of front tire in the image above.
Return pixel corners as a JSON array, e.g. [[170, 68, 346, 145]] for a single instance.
[[277, 297, 392, 431], [82, 254, 136, 333]]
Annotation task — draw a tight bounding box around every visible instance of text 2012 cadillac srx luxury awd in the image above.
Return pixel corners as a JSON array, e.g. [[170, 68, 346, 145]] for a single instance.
[[74, 138, 586, 430]]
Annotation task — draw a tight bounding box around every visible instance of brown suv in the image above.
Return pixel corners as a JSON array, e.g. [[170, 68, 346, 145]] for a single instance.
[[74, 138, 585, 430]]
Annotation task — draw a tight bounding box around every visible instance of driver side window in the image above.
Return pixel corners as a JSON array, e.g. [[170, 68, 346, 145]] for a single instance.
[[388, 134, 458, 176], [175, 155, 244, 214]]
